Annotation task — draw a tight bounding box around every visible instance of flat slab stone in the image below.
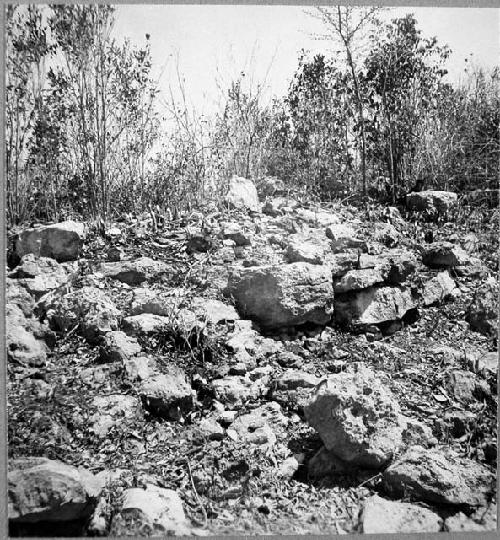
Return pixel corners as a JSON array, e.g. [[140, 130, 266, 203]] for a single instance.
[[360, 495, 442, 534], [383, 445, 495, 507], [15, 221, 85, 262]]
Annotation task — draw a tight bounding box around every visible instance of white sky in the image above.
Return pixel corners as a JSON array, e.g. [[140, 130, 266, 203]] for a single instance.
[[113, 5, 499, 114]]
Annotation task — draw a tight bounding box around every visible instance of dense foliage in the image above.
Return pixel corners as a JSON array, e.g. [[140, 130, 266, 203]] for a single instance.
[[6, 6, 499, 225]]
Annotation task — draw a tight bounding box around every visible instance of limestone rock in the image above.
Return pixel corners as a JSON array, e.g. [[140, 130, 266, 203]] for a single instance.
[[296, 208, 339, 227], [226, 263, 333, 329], [304, 364, 406, 468], [226, 319, 282, 365], [6, 278, 35, 316], [99, 331, 142, 363], [334, 286, 415, 329], [383, 445, 495, 507], [333, 268, 385, 293], [8, 457, 98, 524], [422, 271, 458, 306], [99, 257, 171, 285], [129, 287, 183, 317], [123, 356, 155, 382], [274, 370, 321, 391], [380, 250, 418, 285], [360, 495, 442, 534], [325, 223, 366, 252], [191, 297, 240, 325], [286, 233, 329, 265], [406, 190, 458, 213], [197, 417, 224, 441], [6, 322, 47, 367], [9, 254, 69, 299], [44, 286, 120, 344], [138, 368, 193, 420], [122, 313, 169, 335], [225, 175, 260, 212], [110, 484, 190, 536], [15, 220, 85, 262], [444, 512, 490, 532], [466, 277, 498, 338], [422, 242, 470, 268]]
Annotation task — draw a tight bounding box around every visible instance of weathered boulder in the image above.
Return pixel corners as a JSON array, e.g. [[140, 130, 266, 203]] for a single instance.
[[6, 322, 47, 367], [422, 271, 458, 306], [225, 175, 260, 212], [99, 257, 171, 285], [380, 250, 418, 284], [422, 242, 470, 268], [226, 263, 333, 329], [444, 513, 489, 532], [333, 268, 385, 293], [274, 370, 321, 391], [43, 286, 120, 344], [383, 446, 495, 507], [406, 190, 458, 213], [122, 313, 169, 335], [129, 287, 182, 317], [110, 484, 190, 536], [15, 220, 85, 262], [99, 331, 142, 363], [197, 417, 225, 441], [325, 223, 366, 252], [6, 278, 35, 316], [286, 233, 330, 265], [334, 286, 415, 329], [296, 208, 339, 227], [9, 254, 70, 299], [444, 503, 497, 532], [466, 278, 498, 338], [123, 356, 155, 382], [8, 457, 99, 524], [190, 297, 240, 325], [360, 495, 442, 534], [138, 368, 193, 420], [304, 364, 406, 468]]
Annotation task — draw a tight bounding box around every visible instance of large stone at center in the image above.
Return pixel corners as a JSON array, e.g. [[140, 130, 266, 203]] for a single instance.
[[225, 262, 333, 329], [335, 285, 415, 328]]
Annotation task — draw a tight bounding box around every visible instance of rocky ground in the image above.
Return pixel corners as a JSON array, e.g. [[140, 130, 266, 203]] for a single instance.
[[6, 177, 498, 536]]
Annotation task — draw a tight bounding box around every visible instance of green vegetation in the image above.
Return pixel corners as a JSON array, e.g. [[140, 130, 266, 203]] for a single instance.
[[6, 5, 499, 226]]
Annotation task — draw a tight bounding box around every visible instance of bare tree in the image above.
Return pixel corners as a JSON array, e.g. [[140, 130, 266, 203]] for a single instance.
[[309, 6, 383, 196]]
